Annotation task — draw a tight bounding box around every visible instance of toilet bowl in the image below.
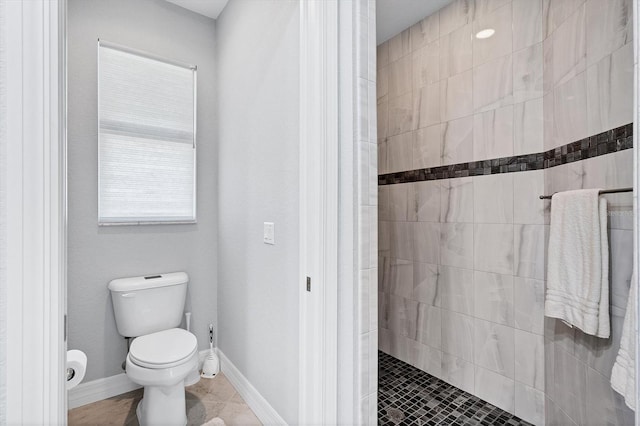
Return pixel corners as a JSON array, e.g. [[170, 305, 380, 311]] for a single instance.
[[126, 328, 198, 426]]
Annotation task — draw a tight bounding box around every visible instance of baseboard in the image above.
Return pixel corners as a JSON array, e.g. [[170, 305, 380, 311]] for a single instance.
[[218, 349, 287, 425], [68, 373, 141, 409]]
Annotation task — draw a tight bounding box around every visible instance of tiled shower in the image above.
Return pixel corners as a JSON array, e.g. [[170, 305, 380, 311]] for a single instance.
[[376, 0, 634, 424]]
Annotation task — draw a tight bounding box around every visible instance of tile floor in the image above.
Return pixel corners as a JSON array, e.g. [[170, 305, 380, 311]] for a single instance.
[[68, 373, 261, 426], [378, 351, 533, 426]]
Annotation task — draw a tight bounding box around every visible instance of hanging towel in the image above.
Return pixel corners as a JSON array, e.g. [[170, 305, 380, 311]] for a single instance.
[[544, 189, 610, 338], [611, 272, 636, 411]]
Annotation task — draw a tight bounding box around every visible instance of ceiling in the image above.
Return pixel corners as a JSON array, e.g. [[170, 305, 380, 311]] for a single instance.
[[165, 0, 229, 19], [376, 0, 453, 44]]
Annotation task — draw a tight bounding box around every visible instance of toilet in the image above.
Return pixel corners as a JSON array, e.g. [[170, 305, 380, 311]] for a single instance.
[[108, 272, 198, 426]]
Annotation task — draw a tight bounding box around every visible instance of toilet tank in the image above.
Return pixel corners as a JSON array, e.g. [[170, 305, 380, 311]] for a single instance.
[[108, 272, 189, 337]]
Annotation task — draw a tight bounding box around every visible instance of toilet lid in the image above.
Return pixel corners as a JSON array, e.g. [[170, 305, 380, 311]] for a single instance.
[[129, 328, 198, 369]]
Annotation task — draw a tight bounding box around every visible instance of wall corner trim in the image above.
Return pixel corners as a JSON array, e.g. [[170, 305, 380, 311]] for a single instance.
[[67, 373, 141, 410], [218, 350, 288, 426]]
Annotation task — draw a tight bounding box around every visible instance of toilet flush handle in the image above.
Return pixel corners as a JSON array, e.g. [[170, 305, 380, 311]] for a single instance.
[[120, 293, 136, 298]]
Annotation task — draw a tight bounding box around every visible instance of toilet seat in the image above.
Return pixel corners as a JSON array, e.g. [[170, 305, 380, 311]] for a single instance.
[[129, 328, 197, 369]]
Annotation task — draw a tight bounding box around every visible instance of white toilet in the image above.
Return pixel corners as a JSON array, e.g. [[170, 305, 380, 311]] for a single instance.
[[108, 272, 198, 426]]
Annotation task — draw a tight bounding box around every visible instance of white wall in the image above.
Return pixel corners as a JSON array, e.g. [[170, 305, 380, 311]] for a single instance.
[[67, 0, 217, 382], [215, 0, 299, 423], [0, 0, 6, 421]]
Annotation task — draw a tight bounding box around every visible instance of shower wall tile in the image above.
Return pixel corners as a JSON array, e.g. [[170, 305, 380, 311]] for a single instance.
[[413, 262, 440, 306], [413, 82, 441, 129], [473, 54, 513, 113], [474, 366, 516, 413], [473, 174, 514, 224], [441, 116, 474, 164], [514, 224, 546, 280], [388, 28, 410, 62], [440, 223, 474, 269], [411, 41, 439, 88], [472, 3, 512, 67], [514, 330, 545, 390], [473, 105, 514, 160], [410, 181, 441, 222], [474, 224, 514, 275], [474, 271, 514, 326], [552, 71, 588, 147], [440, 265, 474, 315], [439, 0, 475, 36], [515, 382, 545, 425], [512, 0, 543, 51], [441, 353, 475, 394], [409, 12, 439, 51], [513, 43, 543, 103], [513, 170, 545, 224], [387, 132, 413, 173], [388, 56, 412, 98], [513, 98, 544, 155], [442, 310, 474, 361], [551, 3, 586, 86], [585, 0, 632, 68], [413, 222, 441, 264], [514, 277, 545, 335], [440, 70, 473, 121], [388, 92, 414, 137], [474, 318, 516, 378], [440, 178, 473, 223], [413, 124, 443, 169], [439, 24, 472, 79]]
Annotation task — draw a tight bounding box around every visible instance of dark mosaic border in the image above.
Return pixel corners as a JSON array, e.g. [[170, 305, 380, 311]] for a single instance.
[[378, 123, 633, 186]]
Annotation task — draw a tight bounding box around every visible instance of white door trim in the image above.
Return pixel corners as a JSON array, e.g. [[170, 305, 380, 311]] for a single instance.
[[4, 0, 67, 423], [298, 0, 340, 424]]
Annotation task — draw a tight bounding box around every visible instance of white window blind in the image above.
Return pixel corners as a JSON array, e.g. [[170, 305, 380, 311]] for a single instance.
[[98, 41, 196, 224]]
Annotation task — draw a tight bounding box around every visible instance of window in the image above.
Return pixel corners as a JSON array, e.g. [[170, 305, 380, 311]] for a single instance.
[[98, 41, 196, 224]]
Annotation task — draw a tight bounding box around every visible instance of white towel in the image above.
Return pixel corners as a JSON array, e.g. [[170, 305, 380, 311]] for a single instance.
[[611, 273, 636, 410], [545, 189, 610, 338]]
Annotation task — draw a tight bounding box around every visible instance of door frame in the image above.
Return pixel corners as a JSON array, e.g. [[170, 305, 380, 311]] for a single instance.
[[4, 0, 67, 424]]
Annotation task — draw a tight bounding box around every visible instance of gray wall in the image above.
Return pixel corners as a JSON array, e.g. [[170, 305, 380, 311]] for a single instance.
[[215, 0, 299, 423], [67, 0, 217, 382]]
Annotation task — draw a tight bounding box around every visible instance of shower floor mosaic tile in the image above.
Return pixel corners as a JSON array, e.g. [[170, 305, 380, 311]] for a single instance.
[[378, 351, 533, 426]]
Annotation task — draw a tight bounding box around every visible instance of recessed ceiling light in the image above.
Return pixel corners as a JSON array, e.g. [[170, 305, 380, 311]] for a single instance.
[[475, 28, 495, 39]]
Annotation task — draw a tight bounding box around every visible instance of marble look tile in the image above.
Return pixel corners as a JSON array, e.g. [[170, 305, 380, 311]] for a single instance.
[[552, 346, 587, 424], [474, 224, 514, 275], [406, 338, 443, 378], [440, 177, 473, 223], [411, 41, 439, 88], [386, 132, 413, 173], [387, 183, 409, 221], [377, 41, 389, 70], [543, 35, 554, 94], [440, 70, 473, 121], [513, 43, 543, 103], [409, 181, 441, 222], [377, 102, 388, 151], [440, 265, 474, 315], [442, 310, 474, 361], [377, 65, 389, 101], [378, 221, 391, 253], [474, 271, 514, 326], [388, 258, 413, 299], [413, 82, 441, 129], [542, 90, 555, 151], [472, 3, 513, 67], [585, 366, 635, 426], [542, 0, 585, 38], [388, 93, 414, 137], [413, 262, 440, 306], [416, 303, 442, 349], [553, 71, 588, 146], [514, 224, 545, 280], [390, 221, 413, 260], [474, 318, 515, 378], [410, 12, 439, 51], [545, 395, 578, 426], [441, 116, 474, 164], [439, 0, 475, 36], [473, 55, 513, 113], [513, 169, 544, 224], [512, 0, 543, 51], [389, 28, 411, 62], [387, 294, 413, 337], [609, 229, 633, 312], [473, 105, 514, 161], [440, 223, 474, 269], [473, 173, 514, 224], [413, 124, 443, 169], [378, 186, 390, 221], [413, 222, 441, 264], [586, 43, 634, 136], [514, 329, 544, 390], [513, 98, 544, 155], [514, 277, 544, 335], [473, 0, 510, 18], [474, 366, 516, 414], [515, 383, 545, 426], [378, 291, 389, 330], [389, 56, 412, 98], [439, 24, 472, 79], [585, 0, 632, 68], [551, 4, 586, 86], [441, 353, 475, 394]]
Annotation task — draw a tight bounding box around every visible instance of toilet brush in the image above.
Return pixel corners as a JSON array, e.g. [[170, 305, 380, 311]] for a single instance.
[[201, 323, 219, 378]]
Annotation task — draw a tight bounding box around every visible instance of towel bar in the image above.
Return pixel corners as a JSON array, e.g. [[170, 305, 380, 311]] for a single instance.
[[539, 187, 633, 200]]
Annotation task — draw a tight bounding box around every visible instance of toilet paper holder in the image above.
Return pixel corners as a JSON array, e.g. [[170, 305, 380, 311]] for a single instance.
[[66, 367, 76, 382]]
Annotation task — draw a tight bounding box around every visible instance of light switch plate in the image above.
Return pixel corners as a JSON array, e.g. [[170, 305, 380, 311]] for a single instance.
[[263, 222, 275, 245]]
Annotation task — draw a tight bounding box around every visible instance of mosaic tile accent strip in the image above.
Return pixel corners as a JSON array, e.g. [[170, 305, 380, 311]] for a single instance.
[[378, 351, 533, 426], [379, 123, 633, 186]]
